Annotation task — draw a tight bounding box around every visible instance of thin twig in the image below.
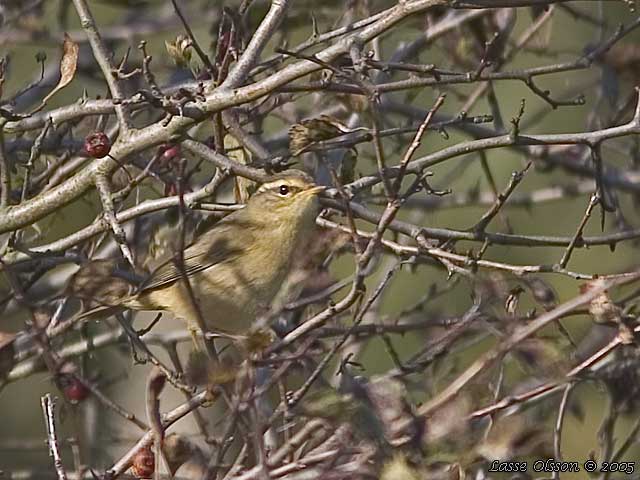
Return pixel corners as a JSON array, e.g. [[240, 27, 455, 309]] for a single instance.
[[0, 122, 9, 207], [41, 394, 68, 480], [553, 384, 573, 480], [94, 175, 135, 267], [558, 193, 599, 268], [393, 94, 446, 193], [473, 162, 531, 233], [170, 0, 215, 74], [71, 0, 130, 129]]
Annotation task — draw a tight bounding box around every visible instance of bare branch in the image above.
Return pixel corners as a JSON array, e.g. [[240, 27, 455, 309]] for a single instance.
[[41, 394, 68, 480]]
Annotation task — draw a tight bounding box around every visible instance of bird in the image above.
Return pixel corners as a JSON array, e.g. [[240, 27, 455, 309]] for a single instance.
[[71, 170, 325, 337]]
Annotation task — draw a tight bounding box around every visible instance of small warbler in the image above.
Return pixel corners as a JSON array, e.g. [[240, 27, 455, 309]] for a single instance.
[[75, 170, 324, 335]]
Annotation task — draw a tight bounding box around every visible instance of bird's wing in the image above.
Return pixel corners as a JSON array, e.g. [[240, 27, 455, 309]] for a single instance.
[[138, 218, 249, 293]]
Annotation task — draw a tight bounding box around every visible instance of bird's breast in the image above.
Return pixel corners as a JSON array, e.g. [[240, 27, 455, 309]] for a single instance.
[[143, 220, 310, 333]]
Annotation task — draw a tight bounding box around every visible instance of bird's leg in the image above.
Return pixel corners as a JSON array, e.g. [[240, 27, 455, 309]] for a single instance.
[[188, 323, 204, 351], [135, 312, 163, 336], [115, 313, 146, 364]]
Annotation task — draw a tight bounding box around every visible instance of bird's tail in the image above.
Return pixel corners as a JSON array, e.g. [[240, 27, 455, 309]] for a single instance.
[[75, 295, 146, 321]]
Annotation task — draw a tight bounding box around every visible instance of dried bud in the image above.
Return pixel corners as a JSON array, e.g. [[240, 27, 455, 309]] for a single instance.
[[84, 131, 111, 158], [131, 446, 155, 479], [165, 35, 192, 67]]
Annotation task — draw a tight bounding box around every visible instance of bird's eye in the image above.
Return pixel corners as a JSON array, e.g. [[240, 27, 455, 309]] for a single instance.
[[278, 185, 290, 196]]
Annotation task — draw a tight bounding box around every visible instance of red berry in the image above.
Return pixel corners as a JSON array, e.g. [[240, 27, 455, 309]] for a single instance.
[[159, 144, 181, 165], [59, 375, 89, 404], [84, 132, 111, 158], [131, 446, 155, 479]]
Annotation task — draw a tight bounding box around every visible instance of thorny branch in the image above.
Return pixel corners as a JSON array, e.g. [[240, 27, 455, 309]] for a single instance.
[[3, 1, 640, 479]]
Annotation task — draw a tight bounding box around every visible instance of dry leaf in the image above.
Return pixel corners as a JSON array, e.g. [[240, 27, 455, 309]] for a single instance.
[[289, 115, 351, 156], [580, 279, 622, 325], [225, 134, 255, 203], [34, 33, 78, 111], [165, 35, 192, 67]]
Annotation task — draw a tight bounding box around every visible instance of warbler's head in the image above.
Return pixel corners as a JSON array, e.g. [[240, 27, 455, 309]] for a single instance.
[[246, 171, 324, 227]]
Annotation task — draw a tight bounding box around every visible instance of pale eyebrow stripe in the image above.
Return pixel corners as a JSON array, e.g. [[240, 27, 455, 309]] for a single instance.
[[256, 178, 306, 194], [257, 181, 280, 193]]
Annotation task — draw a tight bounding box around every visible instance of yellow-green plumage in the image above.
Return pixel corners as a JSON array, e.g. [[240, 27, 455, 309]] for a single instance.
[[124, 171, 323, 334]]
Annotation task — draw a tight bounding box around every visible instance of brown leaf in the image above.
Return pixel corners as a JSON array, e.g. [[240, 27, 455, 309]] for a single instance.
[[289, 115, 351, 156], [36, 33, 78, 110], [165, 35, 192, 67], [581, 279, 622, 325]]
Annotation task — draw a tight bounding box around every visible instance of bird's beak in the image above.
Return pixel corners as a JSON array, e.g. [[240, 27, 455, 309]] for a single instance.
[[305, 185, 327, 196]]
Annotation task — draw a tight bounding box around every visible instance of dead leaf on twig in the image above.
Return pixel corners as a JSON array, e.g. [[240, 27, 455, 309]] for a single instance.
[[32, 33, 78, 113], [289, 115, 352, 156]]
